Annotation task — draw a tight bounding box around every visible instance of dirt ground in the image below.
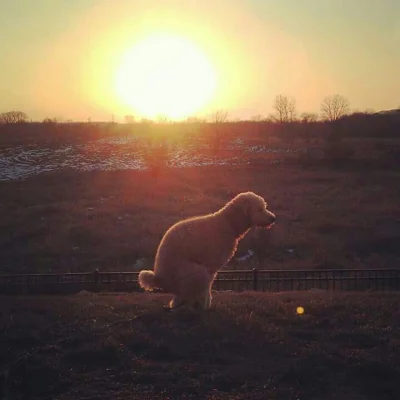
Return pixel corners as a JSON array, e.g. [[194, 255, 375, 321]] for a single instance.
[[1, 291, 399, 399]]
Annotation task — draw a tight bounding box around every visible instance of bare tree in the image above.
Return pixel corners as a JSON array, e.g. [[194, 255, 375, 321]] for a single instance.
[[210, 109, 228, 124], [185, 116, 207, 124], [124, 115, 135, 124], [288, 100, 296, 122], [321, 95, 349, 122], [273, 96, 286, 123], [0, 111, 28, 124], [251, 115, 264, 122], [42, 117, 59, 124], [209, 109, 228, 153], [300, 112, 318, 124], [156, 114, 170, 124], [273, 95, 296, 123]]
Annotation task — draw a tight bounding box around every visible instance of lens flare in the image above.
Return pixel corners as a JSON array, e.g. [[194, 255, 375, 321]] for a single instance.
[[296, 306, 305, 315]]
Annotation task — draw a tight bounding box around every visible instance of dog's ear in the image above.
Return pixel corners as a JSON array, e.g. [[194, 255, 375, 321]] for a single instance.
[[231, 192, 252, 221]]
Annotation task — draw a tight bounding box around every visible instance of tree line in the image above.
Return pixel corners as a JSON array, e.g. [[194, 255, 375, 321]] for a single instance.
[[272, 94, 350, 124], [0, 111, 28, 124], [0, 93, 398, 125], [124, 94, 351, 124]]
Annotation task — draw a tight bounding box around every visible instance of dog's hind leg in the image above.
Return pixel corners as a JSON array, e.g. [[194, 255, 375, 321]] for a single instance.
[[192, 287, 212, 310], [206, 288, 213, 309], [176, 261, 214, 311]]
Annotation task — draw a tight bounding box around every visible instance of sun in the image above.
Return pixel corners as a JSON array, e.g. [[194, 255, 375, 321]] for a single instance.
[[115, 33, 217, 120]]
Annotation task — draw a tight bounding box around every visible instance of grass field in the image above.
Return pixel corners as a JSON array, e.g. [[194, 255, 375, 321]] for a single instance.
[[1, 156, 399, 274], [1, 128, 400, 399], [1, 291, 400, 399]]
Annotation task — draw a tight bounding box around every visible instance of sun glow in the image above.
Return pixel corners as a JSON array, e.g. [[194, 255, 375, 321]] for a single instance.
[[115, 33, 217, 120]]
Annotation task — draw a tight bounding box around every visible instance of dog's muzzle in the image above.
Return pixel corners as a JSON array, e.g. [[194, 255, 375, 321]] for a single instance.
[[265, 213, 276, 228]]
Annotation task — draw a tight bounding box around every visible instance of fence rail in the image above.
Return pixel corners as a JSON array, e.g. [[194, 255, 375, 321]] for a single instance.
[[0, 268, 399, 295]]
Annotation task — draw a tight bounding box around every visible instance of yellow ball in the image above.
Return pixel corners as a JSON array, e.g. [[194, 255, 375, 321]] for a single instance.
[[296, 306, 305, 315]]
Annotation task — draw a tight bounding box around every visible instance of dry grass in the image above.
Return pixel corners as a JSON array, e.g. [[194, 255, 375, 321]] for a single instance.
[[1, 158, 399, 273], [1, 292, 399, 399], [1, 120, 399, 400]]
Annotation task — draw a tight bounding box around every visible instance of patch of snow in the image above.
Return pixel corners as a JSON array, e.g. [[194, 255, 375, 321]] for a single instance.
[[0, 136, 307, 182]]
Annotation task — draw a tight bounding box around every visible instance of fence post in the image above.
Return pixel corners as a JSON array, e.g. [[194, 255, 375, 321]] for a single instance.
[[252, 268, 258, 291], [93, 268, 99, 291]]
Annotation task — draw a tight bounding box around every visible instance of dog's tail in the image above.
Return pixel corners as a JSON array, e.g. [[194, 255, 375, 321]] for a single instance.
[[138, 270, 160, 291]]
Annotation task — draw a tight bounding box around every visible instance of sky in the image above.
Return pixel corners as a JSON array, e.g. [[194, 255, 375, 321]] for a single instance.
[[1, 0, 399, 121]]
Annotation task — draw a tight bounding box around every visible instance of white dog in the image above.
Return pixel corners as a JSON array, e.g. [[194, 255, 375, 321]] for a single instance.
[[138, 192, 276, 310]]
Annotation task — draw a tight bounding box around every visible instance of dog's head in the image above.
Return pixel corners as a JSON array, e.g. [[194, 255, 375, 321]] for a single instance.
[[234, 192, 276, 228], [230, 192, 276, 229]]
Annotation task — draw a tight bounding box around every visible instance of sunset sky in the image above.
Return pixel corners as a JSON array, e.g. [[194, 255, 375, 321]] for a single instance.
[[1, 0, 399, 121]]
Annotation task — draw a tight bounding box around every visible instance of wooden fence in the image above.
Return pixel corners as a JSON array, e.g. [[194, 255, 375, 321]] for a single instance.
[[0, 268, 399, 295]]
